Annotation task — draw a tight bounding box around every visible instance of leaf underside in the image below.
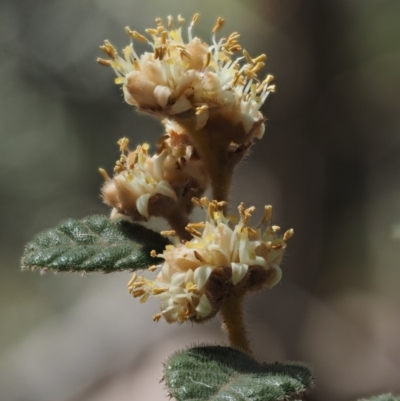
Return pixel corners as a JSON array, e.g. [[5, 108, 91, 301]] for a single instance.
[[164, 346, 314, 401], [21, 215, 169, 273]]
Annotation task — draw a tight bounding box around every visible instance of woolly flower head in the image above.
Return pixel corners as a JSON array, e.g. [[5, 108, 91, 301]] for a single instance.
[[101, 133, 208, 220], [128, 198, 293, 323], [98, 13, 275, 140]]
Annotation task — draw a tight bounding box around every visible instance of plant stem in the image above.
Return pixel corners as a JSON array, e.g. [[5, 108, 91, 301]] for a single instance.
[[165, 211, 192, 242], [220, 293, 252, 354]]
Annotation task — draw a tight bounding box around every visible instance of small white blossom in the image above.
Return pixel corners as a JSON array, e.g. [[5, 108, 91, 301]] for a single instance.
[[98, 14, 275, 140], [101, 136, 207, 220], [128, 198, 293, 323]]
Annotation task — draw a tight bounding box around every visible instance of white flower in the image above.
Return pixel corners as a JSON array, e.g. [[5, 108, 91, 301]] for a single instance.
[[128, 198, 293, 323], [98, 14, 275, 140], [101, 136, 207, 220]]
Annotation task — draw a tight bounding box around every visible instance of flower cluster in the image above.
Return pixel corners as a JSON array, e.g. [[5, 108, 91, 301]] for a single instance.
[[128, 198, 293, 323], [98, 14, 275, 142], [101, 128, 208, 221]]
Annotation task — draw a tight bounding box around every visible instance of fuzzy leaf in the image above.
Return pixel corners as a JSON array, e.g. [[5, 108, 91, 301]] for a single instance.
[[21, 215, 169, 272], [164, 346, 314, 401], [358, 395, 400, 401]]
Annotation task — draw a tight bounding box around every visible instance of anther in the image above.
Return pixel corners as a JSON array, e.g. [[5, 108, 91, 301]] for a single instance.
[[100, 40, 117, 58], [161, 30, 168, 45], [127, 273, 138, 287], [97, 58, 112, 67], [191, 13, 200, 26], [153, 313, 162, 322], [125, 28, 147, 43], [180, 49, 192, 60], [132, 289, 146, 298], [191, 197, 203, 208], [167, 15, 173, 29], [160, 230, 176, 237], [152, 288, 168, 295], [145, 28, 158, 36], [203, 52, 211, 68], [212, 17, 225, 33], [117, 137, 130, 153], [193, 250, 205, 262], [178, 15, 185, 25], [185, 226, 202, 238], [243, 50, 253, 65], [262, 205, 273, 224], [98, 168, 110, 181], [283, 228, 294, 242]]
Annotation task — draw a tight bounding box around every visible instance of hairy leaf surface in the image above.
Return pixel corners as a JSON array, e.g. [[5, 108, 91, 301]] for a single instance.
[[164, 346, 313, 401], [22, 215, 169, 272]]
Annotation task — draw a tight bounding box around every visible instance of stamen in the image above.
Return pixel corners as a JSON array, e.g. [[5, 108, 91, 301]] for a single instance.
[[200, 197, 210, 207], [262, 74, 274, 85], [194, 250, 206, 262], [133, 58, 140, 70], [148, 265, 158, 272], [247, 227, 257, 237], [160, 230, 176, 237], [186, 283, 198, 292], [180, 49, 192, 60], [191, 13, 200, 26], [125, 28, 147, 43], [187, 222, 206, 229], [243, 50, 253, 65], [283, 229, 294, 241], [100, 40, 117, 58], [212, 17, 225, 33], [262, 205, 273, 224], [161, 30, 168, 45], [97, 58, 112, 67], [191, 197, 203, 208], [132, 289, 146, 298], [117, 137, 130, 153], [98, 168, 110, 181], [140, 293, 150, 303], [150, 250, 158, 257], [203, 52, 211, 68], [145, 28, 158, 36], [127, 272, 138, 287], [155, 17, 164, 28], [253, 54, 267, 64], [178, 14, 185, 25], [185, 226, 202, 238], [153, 313, 162, 322], [152, 288, 168, 295], [167, 15, 173, 29]]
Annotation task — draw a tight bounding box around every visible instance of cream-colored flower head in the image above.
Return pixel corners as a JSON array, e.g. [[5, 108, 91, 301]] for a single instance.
[[128, 198, 293, 323], [101, 136, 208, 220], [98, 14, 275, 141]]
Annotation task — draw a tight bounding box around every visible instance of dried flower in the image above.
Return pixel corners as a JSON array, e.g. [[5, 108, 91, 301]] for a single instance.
[[98, 14, 274, 141], [128, 198, 293, 323]]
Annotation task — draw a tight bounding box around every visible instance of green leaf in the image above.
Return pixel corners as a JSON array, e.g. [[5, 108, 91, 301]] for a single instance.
[[358, 395, 400, 401], [164, 345, 314, 401], [21, 215, 169, 273]]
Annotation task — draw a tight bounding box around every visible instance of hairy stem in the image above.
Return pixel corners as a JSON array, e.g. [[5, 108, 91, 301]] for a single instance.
[[165, 211, 192, 242], [220, 293, 252, 354]]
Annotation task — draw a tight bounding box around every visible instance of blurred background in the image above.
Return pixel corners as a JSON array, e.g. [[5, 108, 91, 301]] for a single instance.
[[1, 0, 400, 400]]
